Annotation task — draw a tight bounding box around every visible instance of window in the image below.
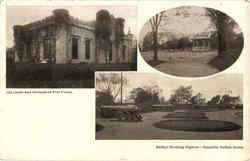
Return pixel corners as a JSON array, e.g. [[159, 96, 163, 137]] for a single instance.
[[204, 40, 208, 47], [85, 39, 90, 59], [26, 42, 32, 58], [43, 39, 51, 59], [72, 37, 78, 59], [109, 44, 112, 61], [122, 45, 126, 60]]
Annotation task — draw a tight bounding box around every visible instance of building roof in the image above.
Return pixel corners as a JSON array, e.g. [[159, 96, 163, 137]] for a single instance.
[[192, 32, 213, 40], [21, 9, 95, 31]]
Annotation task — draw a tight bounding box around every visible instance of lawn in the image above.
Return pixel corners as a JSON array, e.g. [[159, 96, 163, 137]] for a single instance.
[[96, 108, 243, 140], [6, 63, 136, 88], [141, 50, 219, 77], [7, 79, 94, 88]]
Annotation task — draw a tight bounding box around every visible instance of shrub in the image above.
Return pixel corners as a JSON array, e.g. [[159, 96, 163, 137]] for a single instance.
[[7, 63, 94, 81]]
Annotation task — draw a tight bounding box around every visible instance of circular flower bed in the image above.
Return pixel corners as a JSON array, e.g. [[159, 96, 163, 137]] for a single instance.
[[153, 120, 242, 132]]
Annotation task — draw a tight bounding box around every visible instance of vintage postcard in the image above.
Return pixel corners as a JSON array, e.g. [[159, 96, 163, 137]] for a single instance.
[[0, 0, 249, 161]]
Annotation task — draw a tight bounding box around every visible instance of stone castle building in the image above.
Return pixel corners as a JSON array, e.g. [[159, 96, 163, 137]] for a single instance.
[[13, 9, 135, 64]]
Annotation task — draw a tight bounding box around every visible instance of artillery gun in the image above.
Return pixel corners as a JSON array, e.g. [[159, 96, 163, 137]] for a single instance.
[[100, 105, 143, 121]]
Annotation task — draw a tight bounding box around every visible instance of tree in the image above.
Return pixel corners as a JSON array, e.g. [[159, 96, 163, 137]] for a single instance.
[[149, 11, 165, 61], [129, 85, 162, 105], [205, 8, 239, 57], [96, 73, 128, 104], [142, 32, 153, 51], [159, 96, 166, 103], [96, 90, 114, 107], [207, 95, 221, 105], [168, 85, 193, 104], [164, 38, 179, 50], [219, 94, 241, 105], [177, 37, 192, 51], [190, 93, 206, 105], [206, 8, 227, 56]]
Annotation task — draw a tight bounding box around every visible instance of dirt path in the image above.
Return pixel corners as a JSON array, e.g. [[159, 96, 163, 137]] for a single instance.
[[142, 50, 220, 77]]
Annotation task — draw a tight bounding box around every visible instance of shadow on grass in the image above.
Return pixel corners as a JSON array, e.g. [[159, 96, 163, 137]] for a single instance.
[[153, 120, 242, 132], [96, 124, 104, 132], [146, 60, 166, 67], [208, 50, 242, 71]]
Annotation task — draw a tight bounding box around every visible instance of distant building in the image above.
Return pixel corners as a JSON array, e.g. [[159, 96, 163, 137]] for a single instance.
[[191, 32, 213, 51], [12, 9, 135, 64], [227, 96, 242, 108]]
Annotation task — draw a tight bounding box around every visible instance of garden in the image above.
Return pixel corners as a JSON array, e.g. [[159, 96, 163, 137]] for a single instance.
[[96, 108, 243, 140], [96, 73, 243, 140]]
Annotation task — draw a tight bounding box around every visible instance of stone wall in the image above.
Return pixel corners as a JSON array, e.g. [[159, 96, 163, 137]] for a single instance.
[[68, 25, 96, 63], [13, 9, 135, 64], [55, 24, 68, 63]]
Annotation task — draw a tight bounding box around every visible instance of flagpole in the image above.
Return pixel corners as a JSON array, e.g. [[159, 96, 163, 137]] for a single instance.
[[121, 72, 123, 105]]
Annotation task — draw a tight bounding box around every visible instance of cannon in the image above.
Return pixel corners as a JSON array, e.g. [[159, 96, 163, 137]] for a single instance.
[[100, 105, 142, 121]]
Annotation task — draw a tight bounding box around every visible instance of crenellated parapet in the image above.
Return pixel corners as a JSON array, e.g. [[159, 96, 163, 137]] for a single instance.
[[12, 8, 133, 64]]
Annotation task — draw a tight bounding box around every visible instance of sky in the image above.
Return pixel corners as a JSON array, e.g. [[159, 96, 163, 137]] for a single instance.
[[7, 6, 137, 47], [96, 73, 243, 102], [139, 6, 217, 42]]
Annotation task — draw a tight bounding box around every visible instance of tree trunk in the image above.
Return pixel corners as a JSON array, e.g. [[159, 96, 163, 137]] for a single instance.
[[217, 29, 227, 57], [153, 30, 158, 61], [217, 18, 227, 57]]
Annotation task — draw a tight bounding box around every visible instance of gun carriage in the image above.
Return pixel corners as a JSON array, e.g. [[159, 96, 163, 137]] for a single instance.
[[100, 105, 142, 121]]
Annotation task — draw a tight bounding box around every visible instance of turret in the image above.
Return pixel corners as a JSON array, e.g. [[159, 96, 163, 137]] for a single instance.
[[53, 9, 70, 23], [53, 9, 69, 17], [13, 25, 23, 39], [127, 28, 133, 40]]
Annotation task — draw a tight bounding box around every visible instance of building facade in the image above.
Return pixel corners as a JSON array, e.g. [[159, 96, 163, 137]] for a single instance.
[[13, 9, 135, 64], [191, 32, 212, 51]]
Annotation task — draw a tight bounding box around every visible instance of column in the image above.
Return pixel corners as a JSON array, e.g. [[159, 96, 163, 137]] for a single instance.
[[39, 40, 44, 61], [207, 40, 210, 50]]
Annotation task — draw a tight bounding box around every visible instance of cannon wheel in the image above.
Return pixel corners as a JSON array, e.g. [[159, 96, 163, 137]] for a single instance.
[[115, 110, 143, 121], [115, 111, 126, 121]]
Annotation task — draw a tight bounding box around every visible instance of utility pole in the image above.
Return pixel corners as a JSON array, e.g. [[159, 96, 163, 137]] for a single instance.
[[120, 72, 123, 105]]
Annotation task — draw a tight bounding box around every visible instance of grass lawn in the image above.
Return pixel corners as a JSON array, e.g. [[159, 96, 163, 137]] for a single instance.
[[141, 50, 219, 77], [7, 79, 94, 88], [208, 49, 242, 71], [96, 109, 243, 140]]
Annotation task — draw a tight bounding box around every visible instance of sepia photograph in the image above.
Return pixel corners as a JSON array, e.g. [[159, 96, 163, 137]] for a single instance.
[[96, 72, 243, 140], [139, 6, 243, 77], [6, 6, 137, 88]]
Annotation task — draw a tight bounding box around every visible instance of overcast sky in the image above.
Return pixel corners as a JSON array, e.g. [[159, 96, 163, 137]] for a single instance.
[[139, 6, 216, 42], [96, 73, 243, 102], [7, 6, 137, 47]]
